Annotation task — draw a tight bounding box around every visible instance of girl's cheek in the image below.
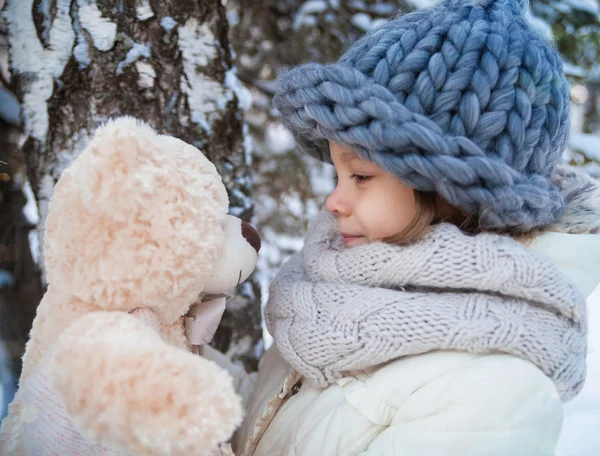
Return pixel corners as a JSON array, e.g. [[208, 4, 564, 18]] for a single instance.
[[358, 201, 385, 235]]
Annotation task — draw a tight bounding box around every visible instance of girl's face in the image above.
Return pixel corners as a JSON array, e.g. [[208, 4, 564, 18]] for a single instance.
[[326, 142, 417, 248]]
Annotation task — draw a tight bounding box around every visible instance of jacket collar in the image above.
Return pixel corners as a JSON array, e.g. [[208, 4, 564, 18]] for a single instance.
[[529, 232, 600, 299]]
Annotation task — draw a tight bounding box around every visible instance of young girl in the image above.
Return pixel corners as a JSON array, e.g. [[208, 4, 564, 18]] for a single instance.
[[233, 0, 600, 454]]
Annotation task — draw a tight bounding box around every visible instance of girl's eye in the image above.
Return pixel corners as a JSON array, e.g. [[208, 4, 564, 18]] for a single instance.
[[350, 174, 373, 184]]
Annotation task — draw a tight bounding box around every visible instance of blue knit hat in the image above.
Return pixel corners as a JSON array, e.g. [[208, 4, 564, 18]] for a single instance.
[[274, 0, 570, 231]]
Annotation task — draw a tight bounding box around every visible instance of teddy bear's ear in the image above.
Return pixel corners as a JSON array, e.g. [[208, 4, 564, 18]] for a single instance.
[[44, 117, 230, 322]]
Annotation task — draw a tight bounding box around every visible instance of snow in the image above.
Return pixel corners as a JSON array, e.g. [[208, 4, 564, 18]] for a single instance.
[[178, 19, 216, 66], [135, 61, 156, 88], [54, 129, 91, 179], [578, 162, 600, 179], [73, 12, 91, 67], [556, 286, 600, 456], [226, 9, 240, 27], [35, 2, 75, 77], [285, 194, 307, 218], [348, 0, 366, 7], [225, 334, 253, 359], [160, 16, 178, 33], [178, 18, 239, 133], [264, 123, 296, 155], [35, 174, 54, 284], [242, 123, 254, 168], [351, 13, 373, 32], [406, 0, 437, 8], [368, 3, 396, 15], [22, 178, 41, 266], [115, 41, 151, 76], [0, 85, 20, 126], [297, 0, 328, 15], [225, 68, 253, 111], [563, 63, 587, 78], [230, 188, 253, 216], [293, 1, 328, 30], [565, 0, 600, 15], [165, 91, 178, 113], [4, 0, 74, 142], [308, 158, 336, 195], [136, 0, 154, 21], [77, 0, 117, 52], [570, 103, 585, 146], [351, 13, 387, 32], [35, 0, 51, 45], [570, 134, 600, 162]]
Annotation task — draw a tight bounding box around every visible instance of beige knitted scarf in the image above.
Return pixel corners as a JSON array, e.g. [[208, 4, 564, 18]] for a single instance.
[[265, 209, 588, 400]]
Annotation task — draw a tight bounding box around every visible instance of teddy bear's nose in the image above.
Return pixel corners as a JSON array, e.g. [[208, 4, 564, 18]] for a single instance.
[[241, 222, 261, 253]]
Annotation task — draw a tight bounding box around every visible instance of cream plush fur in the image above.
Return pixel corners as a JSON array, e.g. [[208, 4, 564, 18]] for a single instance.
[[0, 117, 260, 455]]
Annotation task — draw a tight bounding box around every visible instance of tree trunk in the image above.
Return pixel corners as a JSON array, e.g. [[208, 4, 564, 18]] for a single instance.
[[1, 0, 43, 419], [3, 0, 262, 372]]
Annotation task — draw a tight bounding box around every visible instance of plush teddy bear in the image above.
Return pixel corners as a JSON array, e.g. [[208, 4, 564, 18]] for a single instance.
[[0, 117, 261, 455]]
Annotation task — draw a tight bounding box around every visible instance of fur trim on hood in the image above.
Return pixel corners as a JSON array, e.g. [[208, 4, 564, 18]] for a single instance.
[[551, 165, 600, 235]]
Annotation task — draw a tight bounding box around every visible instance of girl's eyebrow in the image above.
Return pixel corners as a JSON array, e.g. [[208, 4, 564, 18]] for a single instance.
[[333, 147, 378, 169], [341, 150, 369, 165], [340, 149, 359, 162], [344, 152, 377, 169]]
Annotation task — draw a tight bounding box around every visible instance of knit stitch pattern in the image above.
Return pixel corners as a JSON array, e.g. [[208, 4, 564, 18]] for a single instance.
[[265, 210, 587, 400], [274, 0, 570, 231]]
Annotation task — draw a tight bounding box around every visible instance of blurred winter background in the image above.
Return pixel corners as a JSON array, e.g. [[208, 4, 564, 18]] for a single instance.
[[1, 1, 599, 454]]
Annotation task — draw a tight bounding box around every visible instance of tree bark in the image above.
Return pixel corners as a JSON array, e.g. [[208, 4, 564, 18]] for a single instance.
[[3, 0, 262, 372]]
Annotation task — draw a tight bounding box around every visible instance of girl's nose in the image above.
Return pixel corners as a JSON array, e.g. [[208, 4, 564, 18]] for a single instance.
[[325, 186, 351, 216]]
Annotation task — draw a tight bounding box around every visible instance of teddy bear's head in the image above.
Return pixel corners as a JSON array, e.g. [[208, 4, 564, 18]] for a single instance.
[[43, 117, 260, 323]]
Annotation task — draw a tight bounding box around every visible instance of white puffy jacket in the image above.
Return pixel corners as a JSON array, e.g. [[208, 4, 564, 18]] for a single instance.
[[230, 231, 600, 456]]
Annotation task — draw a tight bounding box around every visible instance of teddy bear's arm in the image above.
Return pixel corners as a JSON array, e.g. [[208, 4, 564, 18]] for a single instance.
[[48, 311, 243, 456]]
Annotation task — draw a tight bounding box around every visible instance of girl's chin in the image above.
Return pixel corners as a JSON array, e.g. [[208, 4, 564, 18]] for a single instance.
[[342, 236, 367, 248]]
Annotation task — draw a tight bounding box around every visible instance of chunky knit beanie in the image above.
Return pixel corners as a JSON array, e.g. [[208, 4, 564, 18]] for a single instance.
[[274, 0, 571, 231]]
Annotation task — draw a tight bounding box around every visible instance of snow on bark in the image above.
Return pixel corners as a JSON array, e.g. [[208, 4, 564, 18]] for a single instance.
[[0, 85, 20, 126], [76, 0, 117, 51], [135, 61, 156, 89], [160, 16, 178, 33], [21, 177, 41, 266], [115, 41, 151, 76], [178, 18, 228, 133], [136, 0, 154, 21], [73, 12, 91, 67], [4, 0, 74, 143]]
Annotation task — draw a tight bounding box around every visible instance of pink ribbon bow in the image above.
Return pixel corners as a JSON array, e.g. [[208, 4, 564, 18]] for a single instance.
[[184, 294, 228, 353]]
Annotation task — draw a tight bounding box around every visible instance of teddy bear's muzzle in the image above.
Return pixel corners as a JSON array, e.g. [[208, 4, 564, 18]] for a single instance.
[[241, 222, 261, 253]]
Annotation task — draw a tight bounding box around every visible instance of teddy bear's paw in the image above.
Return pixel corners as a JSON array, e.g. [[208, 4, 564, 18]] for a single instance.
[[51, 311, 243, 456]]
